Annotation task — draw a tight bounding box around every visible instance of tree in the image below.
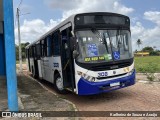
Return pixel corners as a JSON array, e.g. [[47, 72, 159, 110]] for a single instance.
[[16, 42, 30, 60], [142, 46, 160, 56], [150, 51, 159, 56], [15, 44, 19, 60], [142, 46, 154, 52], [136, 39, 142, 51], [153, 46, 157, 51], [134, 49, 138, 53], [24, 42, 30, 46]]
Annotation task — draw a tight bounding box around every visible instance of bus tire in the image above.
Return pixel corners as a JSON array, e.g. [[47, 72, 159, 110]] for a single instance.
[[54, 74, 66, 94]]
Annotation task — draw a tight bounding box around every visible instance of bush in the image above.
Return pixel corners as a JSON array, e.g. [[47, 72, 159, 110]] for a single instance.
[[137, 62, 159, 73], [150, 51, 159, 56], [146, 73, 155, 83], [138, 62, 159, 83]]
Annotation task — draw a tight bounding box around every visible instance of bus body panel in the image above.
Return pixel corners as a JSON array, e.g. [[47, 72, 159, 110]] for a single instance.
[[74, 62, 135, 95], [41, 56, 63, 83], [77, 70, 135, 95], [38, 60, 42, 78], [41, 57, 53, 83], [51, 56, 63, 83], [29, 58, 34, 73]]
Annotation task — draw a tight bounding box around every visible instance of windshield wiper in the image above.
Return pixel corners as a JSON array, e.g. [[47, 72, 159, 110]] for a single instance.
[[91, 28, 109, 53], [106, 30, 114, 60], [116, 27, 123, 52]]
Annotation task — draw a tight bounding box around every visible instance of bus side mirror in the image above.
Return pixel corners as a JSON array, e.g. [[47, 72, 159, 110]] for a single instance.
[[70, 37, 77, 51]]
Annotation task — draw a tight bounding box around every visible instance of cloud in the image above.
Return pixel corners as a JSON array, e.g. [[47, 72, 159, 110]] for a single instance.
[[144, 11, 160, 25], [44, 0, 160, 50], [131, 11, 160, 50], [113, 1, 134, 15], [15, 0, 134, 44], [15, 2, 160, 51], [15, 19, 60, 44], [45, 0, 134, 20], [45, 0, 80, 10]]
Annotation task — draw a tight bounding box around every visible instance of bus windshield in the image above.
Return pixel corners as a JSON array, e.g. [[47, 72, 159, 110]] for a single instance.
[[76, 29, 133, 63]]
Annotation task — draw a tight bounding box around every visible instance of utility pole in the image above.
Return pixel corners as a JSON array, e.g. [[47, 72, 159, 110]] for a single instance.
[[17, 8, 22, 73]]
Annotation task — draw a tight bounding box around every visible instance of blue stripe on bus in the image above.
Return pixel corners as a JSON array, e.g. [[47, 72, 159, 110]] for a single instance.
[[77, 70, 135, 95]]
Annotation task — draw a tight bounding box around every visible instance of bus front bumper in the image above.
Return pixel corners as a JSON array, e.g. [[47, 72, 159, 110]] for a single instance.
[[77, 70, 136, 95]]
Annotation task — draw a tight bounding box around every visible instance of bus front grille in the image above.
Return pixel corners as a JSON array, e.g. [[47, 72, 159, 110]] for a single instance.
[[91, 62, 131, 71]]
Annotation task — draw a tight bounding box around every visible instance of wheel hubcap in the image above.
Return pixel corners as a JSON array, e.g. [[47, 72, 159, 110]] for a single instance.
[[56, 77, 63, 90]]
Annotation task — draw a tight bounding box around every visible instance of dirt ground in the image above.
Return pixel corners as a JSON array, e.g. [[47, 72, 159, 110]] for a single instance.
[[35, 79, 160, 111], [34, 78, 160, 120], [17, 64, 160, 120], [17, 74, 75, 111]]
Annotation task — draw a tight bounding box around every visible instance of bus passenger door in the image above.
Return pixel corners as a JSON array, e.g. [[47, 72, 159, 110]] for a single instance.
[[61, 27, 75, 91]]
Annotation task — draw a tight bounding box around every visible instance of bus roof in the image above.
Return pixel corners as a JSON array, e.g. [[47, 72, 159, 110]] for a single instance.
[[25, 12, 129, 49]]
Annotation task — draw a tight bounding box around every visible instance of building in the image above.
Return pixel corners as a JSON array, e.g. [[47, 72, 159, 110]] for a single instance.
[[134, 52, 150, 57]]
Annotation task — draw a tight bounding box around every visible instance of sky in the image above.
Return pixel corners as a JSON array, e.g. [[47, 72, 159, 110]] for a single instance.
[[13, 0, 160, 50]]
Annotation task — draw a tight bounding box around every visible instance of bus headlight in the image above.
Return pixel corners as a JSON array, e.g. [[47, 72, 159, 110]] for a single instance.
[[77, 71, 96, 82], [128, 69, 134, 76], [86, 76, 96, 82]]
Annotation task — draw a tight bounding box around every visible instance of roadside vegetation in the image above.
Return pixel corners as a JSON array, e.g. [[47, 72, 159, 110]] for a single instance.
[[135, 56, 160, 82], [16, 60, 26, 64], [135, 56, 160, 73], [16, 42, 30, 61], [135, 39, 160, 73]]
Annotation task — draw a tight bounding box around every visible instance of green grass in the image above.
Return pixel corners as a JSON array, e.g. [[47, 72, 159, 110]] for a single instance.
[[135, 56, 160, 73]]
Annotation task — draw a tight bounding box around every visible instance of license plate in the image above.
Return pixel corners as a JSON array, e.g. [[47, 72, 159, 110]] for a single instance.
[[110, 82, 120, 87]]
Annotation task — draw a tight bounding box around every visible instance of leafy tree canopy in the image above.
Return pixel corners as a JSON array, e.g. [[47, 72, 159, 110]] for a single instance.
[[142, 46, 154, 52], [16, 42, 30, 60]]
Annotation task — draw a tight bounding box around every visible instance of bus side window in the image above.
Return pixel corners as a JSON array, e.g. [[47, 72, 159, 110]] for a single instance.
[[52, 31, 60, 55], [29, 47, 31, 58], [44, 39, 47, 57], [47, 35, 52, 57], [29, 47, 33, 58], [32, 46, 36, 58], [41, 40, 47, 57], [25, 49, 28, 58], [41, 40, 44, 57], [36, 43, 41, 59]]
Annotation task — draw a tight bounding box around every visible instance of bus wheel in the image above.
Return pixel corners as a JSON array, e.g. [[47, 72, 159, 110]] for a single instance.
[[54, 74, 66, 94]]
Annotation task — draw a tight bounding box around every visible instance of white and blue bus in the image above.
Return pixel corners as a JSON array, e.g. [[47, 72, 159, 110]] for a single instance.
[[26, 12, 135, 95]]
